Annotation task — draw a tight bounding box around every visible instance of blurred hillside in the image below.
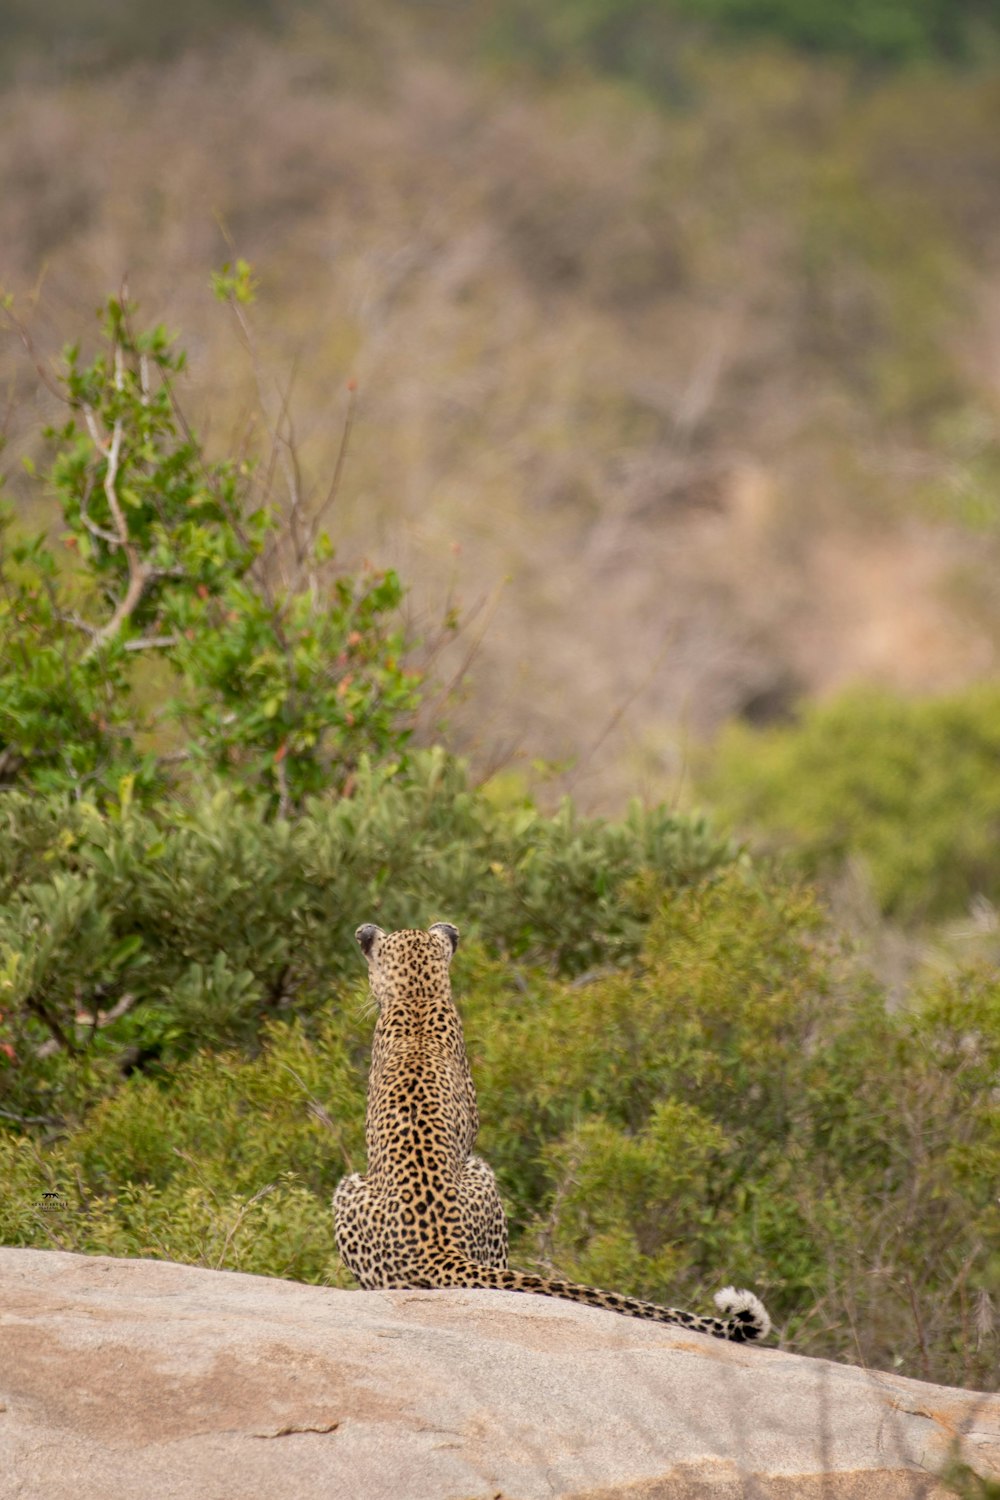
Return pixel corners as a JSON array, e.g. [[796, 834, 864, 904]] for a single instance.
[[4, 0, 1000, 806]]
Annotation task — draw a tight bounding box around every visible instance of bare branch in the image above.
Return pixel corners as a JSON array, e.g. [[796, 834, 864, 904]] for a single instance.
[[417, 580, 506, 728], [60, 610, 98, 639], [216, 282, 311, 612], [74, 992, 137, 1030], [308, 381, 357, 556], [0, 1106, 64, 1127], [2, 366, 18, 444], [101, 348, 128, 534], [81, 563, 153, 660], [275, 391, 307, 587], [0, 300, 65, 401], [81, 404, 106, 452], [901, 1270, 933, 1382], [0, 746, 23, 781], [214, 1180, 278, 1271], [25, 998, 79, 1057], [560, 625, 678, 799], [34, 992, 139, 1060], [123, 632, 180, 652], [79, 350, 167, 659], [276, 1061, 353, 1169], [275, 750, 292, 819], [79, 482, 121, 549]]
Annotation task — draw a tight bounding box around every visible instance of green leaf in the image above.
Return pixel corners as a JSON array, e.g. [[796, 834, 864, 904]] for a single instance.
[[106, 935, 144, 969]]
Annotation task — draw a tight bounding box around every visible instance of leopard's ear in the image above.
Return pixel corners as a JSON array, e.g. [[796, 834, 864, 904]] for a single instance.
[[429, 922, 460, 958], [355, 924, 385, 959]]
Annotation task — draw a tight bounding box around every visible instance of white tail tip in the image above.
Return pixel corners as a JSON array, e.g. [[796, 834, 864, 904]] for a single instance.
[[714, 1286, 771, 1339]]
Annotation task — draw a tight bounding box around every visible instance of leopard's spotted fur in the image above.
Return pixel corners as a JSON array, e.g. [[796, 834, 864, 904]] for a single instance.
[[334, 922, 770, 1343]]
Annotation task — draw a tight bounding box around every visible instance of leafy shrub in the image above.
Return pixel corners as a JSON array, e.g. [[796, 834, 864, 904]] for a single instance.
[[0, 749, 733, 1120], [4, 870, 996, 1388], [0, 1022, 357, 1284], [470, 871, 999, 1388], [700, 685, 1000, 923], [0, 286, 417, 808]]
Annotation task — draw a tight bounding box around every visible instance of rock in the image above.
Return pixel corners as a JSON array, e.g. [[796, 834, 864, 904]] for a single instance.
[[1, 1247, 997, 1499]]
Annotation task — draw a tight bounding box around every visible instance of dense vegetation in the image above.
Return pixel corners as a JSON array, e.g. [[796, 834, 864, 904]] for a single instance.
[[1, 297, 998, 1404], [2, 840, 997, 1390], [702, 686, 1000, 923], [0, 750, 728, 1116], [2, 0, 1000, 1434]]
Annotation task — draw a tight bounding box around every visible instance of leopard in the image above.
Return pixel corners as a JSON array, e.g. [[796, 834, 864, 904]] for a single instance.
[[333, 921, 770, 1344]]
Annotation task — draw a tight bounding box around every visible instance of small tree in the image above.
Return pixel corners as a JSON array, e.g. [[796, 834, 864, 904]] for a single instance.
[[0, 279, 419, 809]]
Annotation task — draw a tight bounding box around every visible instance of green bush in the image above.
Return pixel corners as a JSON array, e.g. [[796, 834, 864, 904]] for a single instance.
[[700, 685, 1000, 923], [0, 1027, 355, 1284], [0, 749, 733, 1121], [4, 870, 996, 1388], [477, 872, 999, 1389], [0, 285, 417, 808]]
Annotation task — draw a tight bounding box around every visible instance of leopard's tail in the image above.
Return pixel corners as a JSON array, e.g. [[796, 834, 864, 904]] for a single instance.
[[431, 1258, 770, 1343]]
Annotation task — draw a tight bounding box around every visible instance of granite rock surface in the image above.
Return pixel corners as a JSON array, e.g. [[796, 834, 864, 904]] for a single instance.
[[1, 1247, 997, 1499]]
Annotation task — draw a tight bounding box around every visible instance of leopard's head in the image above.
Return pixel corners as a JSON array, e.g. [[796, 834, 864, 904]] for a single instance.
[[355, 922, 460, 1011]]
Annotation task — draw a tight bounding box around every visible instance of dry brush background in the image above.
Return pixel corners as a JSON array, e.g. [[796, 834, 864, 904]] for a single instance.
[[4, 8, 1000, 806]]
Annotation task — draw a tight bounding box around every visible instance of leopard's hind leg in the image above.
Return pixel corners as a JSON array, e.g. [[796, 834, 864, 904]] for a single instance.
[[457, 1153, 509, 1270]]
